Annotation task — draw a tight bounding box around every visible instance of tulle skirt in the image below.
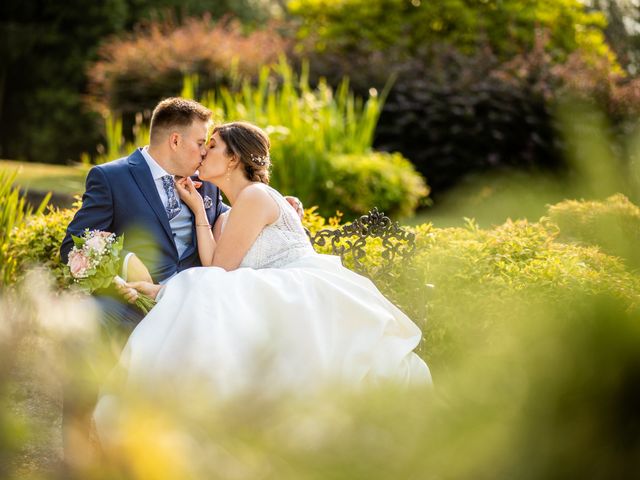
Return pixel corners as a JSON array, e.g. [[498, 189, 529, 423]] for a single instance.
[[94, 254, 430, 438]]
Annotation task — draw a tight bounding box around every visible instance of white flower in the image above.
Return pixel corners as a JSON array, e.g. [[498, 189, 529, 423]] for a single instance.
[[85, 235, 108, 254]]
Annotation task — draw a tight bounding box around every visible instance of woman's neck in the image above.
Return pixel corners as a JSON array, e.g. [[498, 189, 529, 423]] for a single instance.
[[219, 177, 254, 206]]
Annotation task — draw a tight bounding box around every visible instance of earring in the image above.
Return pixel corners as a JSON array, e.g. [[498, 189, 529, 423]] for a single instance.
[[225, 164, 232, 182]]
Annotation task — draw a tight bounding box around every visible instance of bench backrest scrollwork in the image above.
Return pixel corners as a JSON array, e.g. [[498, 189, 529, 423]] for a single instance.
[[308, 208, 417, 281]]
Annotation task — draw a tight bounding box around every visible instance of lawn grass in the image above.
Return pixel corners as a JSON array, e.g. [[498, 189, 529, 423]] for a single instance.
[[0, 160, 88, 196]]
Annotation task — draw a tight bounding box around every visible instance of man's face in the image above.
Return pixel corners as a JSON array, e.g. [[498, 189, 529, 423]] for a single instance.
[[174, 119, 209, 177]]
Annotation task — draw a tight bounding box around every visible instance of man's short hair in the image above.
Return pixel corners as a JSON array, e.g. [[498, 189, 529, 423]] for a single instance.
[[149, 97, 211, 142]]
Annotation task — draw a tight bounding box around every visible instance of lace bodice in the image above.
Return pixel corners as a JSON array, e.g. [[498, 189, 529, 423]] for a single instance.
[[232, 185, 315, 269]]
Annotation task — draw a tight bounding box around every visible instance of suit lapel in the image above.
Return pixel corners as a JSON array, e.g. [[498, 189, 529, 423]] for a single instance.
[[128, 149, 175, 244]]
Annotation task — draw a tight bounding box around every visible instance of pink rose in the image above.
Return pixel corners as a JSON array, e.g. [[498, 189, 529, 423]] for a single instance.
[[68, 249, 90, 278]]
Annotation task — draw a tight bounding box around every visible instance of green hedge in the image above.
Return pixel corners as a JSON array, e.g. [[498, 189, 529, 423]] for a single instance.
[[101, 62, 429, 219], [4, 193, 639, 379], [546, 193, 640, 266], [408, 218, 640, 373], [319, 152, 429, 219], [4, 206, 76, 288], [0, 171, 50, 286], [303, 199, 640, 375], [290, 0, 614, 64], [4, 193, 640, 478]]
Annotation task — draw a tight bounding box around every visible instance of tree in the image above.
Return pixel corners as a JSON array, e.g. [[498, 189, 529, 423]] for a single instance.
[[584, 0, 640, 73], [0, 0, 285, 164]]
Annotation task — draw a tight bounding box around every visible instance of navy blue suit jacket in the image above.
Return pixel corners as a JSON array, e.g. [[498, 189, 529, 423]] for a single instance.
[[60, 148, 227, 284]]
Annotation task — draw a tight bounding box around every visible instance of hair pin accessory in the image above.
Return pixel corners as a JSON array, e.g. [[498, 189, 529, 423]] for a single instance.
[[250, 153, 270, 166]]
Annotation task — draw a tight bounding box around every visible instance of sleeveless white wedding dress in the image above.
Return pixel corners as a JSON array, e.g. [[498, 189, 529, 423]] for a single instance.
[[94, 186, 430, 437]]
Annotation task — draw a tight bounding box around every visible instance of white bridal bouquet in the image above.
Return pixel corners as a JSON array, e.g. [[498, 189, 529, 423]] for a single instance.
[[66, 229, 155, 314]]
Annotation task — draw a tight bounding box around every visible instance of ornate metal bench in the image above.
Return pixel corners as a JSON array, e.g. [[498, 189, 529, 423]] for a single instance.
[[307, 207, 417, 280], [307, 208, 429, 316]]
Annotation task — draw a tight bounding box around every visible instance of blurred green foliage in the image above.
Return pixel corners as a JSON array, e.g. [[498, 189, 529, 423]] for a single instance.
[[409, 217, 640, 372], [289, 0, 615, 63], [0, 160, 88, 195], [99, 62, 428, 219], [289, 1, 640, 199], [0, 170, 49, 285], [3, 191, 640, 478], [0, 0, 285, 164], [3, 205, 76, 288], [548, 193, 640, 267], [201, 62, 427, 218], [320, 152, 429, 218], [373, 44, 562, 194], [87, 17, 291, 120]]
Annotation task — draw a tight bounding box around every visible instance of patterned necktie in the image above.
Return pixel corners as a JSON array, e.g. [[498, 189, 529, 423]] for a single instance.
[[161, 175, 181, 220]]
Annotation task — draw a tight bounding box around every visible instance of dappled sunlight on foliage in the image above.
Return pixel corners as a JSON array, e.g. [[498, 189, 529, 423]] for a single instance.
[[548, 193, 640, 267]]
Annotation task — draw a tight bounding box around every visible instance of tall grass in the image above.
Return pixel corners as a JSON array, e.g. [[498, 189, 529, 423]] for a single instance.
[[99, 60, 390, 207], [197, 59, 389, 203], [0, 171, 49, 285]]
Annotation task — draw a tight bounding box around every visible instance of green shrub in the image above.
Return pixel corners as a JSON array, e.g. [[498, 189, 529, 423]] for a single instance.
[[373, 45, 562, 194], [101, 61, 428, 219], [207, 63, 428, 218], [290, 1, 640, 198], [0, 171, 49, 286], [305, 207, 640, 376], [290, 0, 615, 65], [4, 206, 77, 288], [408, 218, 640, 372], [7, 191, 638, 382], [546, 193, 640, 265], [318, 152, 428, 219], [5, 273, 640, 479]]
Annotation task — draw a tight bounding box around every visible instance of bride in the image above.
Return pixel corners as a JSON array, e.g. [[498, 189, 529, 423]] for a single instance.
[[94, 121, 430, 434]]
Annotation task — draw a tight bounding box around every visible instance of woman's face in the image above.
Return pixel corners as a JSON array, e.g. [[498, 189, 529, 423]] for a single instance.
[[198, 131, 230, 182]]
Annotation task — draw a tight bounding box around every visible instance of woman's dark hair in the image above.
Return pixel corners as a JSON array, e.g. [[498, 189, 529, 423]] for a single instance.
[[213, 122, 271, 184]]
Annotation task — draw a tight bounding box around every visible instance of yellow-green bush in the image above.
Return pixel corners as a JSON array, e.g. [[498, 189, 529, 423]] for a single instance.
[[6, 215, 640, 478], [290, 0, 614, 64], [547, 193, 640, 265], [320, 152, 429, 219], [3, 206, 76, 288], [409, 218, 640, 374], [5, 193, 640, 382], [4, 194, 640, 478], [305, 204, 640, 377], [0, 171, 50, 286]]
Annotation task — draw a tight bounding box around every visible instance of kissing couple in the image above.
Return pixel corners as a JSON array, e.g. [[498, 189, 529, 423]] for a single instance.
[[60, 97, 431, 443]]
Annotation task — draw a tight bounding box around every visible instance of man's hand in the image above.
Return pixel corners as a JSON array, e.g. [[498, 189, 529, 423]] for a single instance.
[[284, 196, 304, 220], [126, 253, 153, 283], [115, 280, 163, 303]]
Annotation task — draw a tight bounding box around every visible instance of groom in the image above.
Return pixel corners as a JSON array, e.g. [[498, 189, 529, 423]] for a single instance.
[[62, 97, 304, 329], [61, 97, 224, 329]]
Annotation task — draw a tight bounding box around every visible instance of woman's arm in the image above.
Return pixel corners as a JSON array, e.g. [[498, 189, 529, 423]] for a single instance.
[[212, 211, 228, 242]]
